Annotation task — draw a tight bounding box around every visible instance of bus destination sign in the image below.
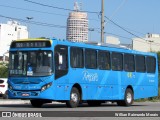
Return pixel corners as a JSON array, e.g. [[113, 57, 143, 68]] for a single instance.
[[11, 41, 51, 48]]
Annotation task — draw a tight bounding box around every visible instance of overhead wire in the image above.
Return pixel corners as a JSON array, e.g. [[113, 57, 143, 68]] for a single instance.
[[24, 0, 73, 11], [105, 31, 160, 46], [0, 14, 66, 28], [105, 32, 132, 40], [2, 1, 159, 46], [0, 4, 99, 21], [104, 16, 160, 46], [0, 14, 99, 31], [0, 14, 132, 43], [8, 0, 150, 39], [104, 16, 146, 41], [105, 0, 127, 25], [92, 28, 132, 40], [24, 0, 99, 14], [123, 27, 146, 36], [0, 4, 67, 17], [103, 0, 145, 36], [1, 14, 160, 46]]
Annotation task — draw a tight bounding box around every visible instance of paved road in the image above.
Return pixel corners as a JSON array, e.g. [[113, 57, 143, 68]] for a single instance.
[[0, 100, 160, 120], [0, 100, 160, 111]]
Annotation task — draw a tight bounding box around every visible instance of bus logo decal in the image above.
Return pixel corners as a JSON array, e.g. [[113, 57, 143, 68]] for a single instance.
[[82, 70, 98, 82]]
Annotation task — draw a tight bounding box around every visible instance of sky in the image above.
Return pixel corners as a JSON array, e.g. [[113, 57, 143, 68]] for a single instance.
[[0, 0, 160, 44]]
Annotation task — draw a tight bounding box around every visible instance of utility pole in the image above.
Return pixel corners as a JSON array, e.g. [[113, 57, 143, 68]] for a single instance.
[[101, 0, 105, 43]]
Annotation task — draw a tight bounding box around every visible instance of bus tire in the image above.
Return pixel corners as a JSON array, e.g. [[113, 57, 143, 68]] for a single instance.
[[30, 100, 44, 108], [3, 91, 8, 99], [117, 88, 133, 106], [66, 87, 80, 108]]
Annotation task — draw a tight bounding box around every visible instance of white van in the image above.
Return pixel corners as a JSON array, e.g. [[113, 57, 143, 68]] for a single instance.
[[0, 78, 8, 99]]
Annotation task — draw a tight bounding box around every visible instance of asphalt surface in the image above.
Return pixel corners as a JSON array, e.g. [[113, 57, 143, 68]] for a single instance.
[[0, 99, 160, 120]]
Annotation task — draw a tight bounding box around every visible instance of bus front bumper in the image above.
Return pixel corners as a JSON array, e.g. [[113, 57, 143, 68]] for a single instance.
[[8, 87, 55, 100]]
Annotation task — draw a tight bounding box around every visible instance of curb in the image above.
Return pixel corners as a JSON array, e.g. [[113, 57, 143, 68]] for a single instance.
[[0, 99, 64, 105], [0, 99, 30, 104]]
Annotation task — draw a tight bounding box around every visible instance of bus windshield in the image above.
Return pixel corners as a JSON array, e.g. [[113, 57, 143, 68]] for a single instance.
[[9, 51, 53, 77]]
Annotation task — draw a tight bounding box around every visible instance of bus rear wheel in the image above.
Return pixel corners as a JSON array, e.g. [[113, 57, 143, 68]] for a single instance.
[[30, 100, 44, 108], [66, 87, 80, 108], [117, 88, 134, 106]]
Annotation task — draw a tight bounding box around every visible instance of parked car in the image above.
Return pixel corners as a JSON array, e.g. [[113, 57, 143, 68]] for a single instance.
[[0, 78, 8, 99]]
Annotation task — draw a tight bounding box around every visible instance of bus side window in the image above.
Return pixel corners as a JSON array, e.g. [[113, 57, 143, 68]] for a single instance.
[[146, 56, 156, 73], [136, 55, 146, 72], [124, 54, 135, 72], [85, 49, 97, 69], [98, 50, 111, 70], [54, 45, 68, 79], [70, 47, 84, 68], [111, 52, 123, 71]]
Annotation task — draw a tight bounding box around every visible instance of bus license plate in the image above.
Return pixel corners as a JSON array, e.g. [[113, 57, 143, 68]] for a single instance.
[[22, 93, 30, 96]]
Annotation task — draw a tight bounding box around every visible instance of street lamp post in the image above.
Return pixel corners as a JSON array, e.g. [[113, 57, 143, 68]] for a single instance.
[[148, 40, 153, 52], [26, 17, 33, 38], [88, 28, 94, 41]]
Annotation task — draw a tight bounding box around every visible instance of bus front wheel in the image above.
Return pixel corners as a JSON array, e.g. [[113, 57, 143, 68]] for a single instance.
[[117, 88, 134, 106], [3, 91, 8, 99], [66, 87, 80, 108]]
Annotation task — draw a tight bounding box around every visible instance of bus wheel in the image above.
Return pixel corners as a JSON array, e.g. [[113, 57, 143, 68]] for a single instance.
[[30, 100, 44, 108], [66, 87, 80, 108], [3, 91, 8, 99], [87, 100, 102, 106], [117, 88, 133, 106]]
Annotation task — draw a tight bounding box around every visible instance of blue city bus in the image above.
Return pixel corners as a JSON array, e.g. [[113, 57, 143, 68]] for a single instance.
[[8, 38, 158, 108]]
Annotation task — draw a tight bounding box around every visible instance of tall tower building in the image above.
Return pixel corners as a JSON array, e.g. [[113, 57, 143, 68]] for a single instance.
[[66, 2, 88, 42]]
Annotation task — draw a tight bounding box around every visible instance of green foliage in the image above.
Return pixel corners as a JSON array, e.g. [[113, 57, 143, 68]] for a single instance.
[[157, 52, 160, 72], [0, 62, 8, 78], [157, 52, 160, 101], [157, 51, 160, 59]]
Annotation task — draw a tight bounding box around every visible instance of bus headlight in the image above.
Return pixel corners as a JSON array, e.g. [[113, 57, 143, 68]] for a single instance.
[[41, 82, 52, 92]]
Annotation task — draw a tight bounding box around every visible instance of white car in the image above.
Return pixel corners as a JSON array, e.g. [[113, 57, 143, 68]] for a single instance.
[[0, 78, 8, 99]]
